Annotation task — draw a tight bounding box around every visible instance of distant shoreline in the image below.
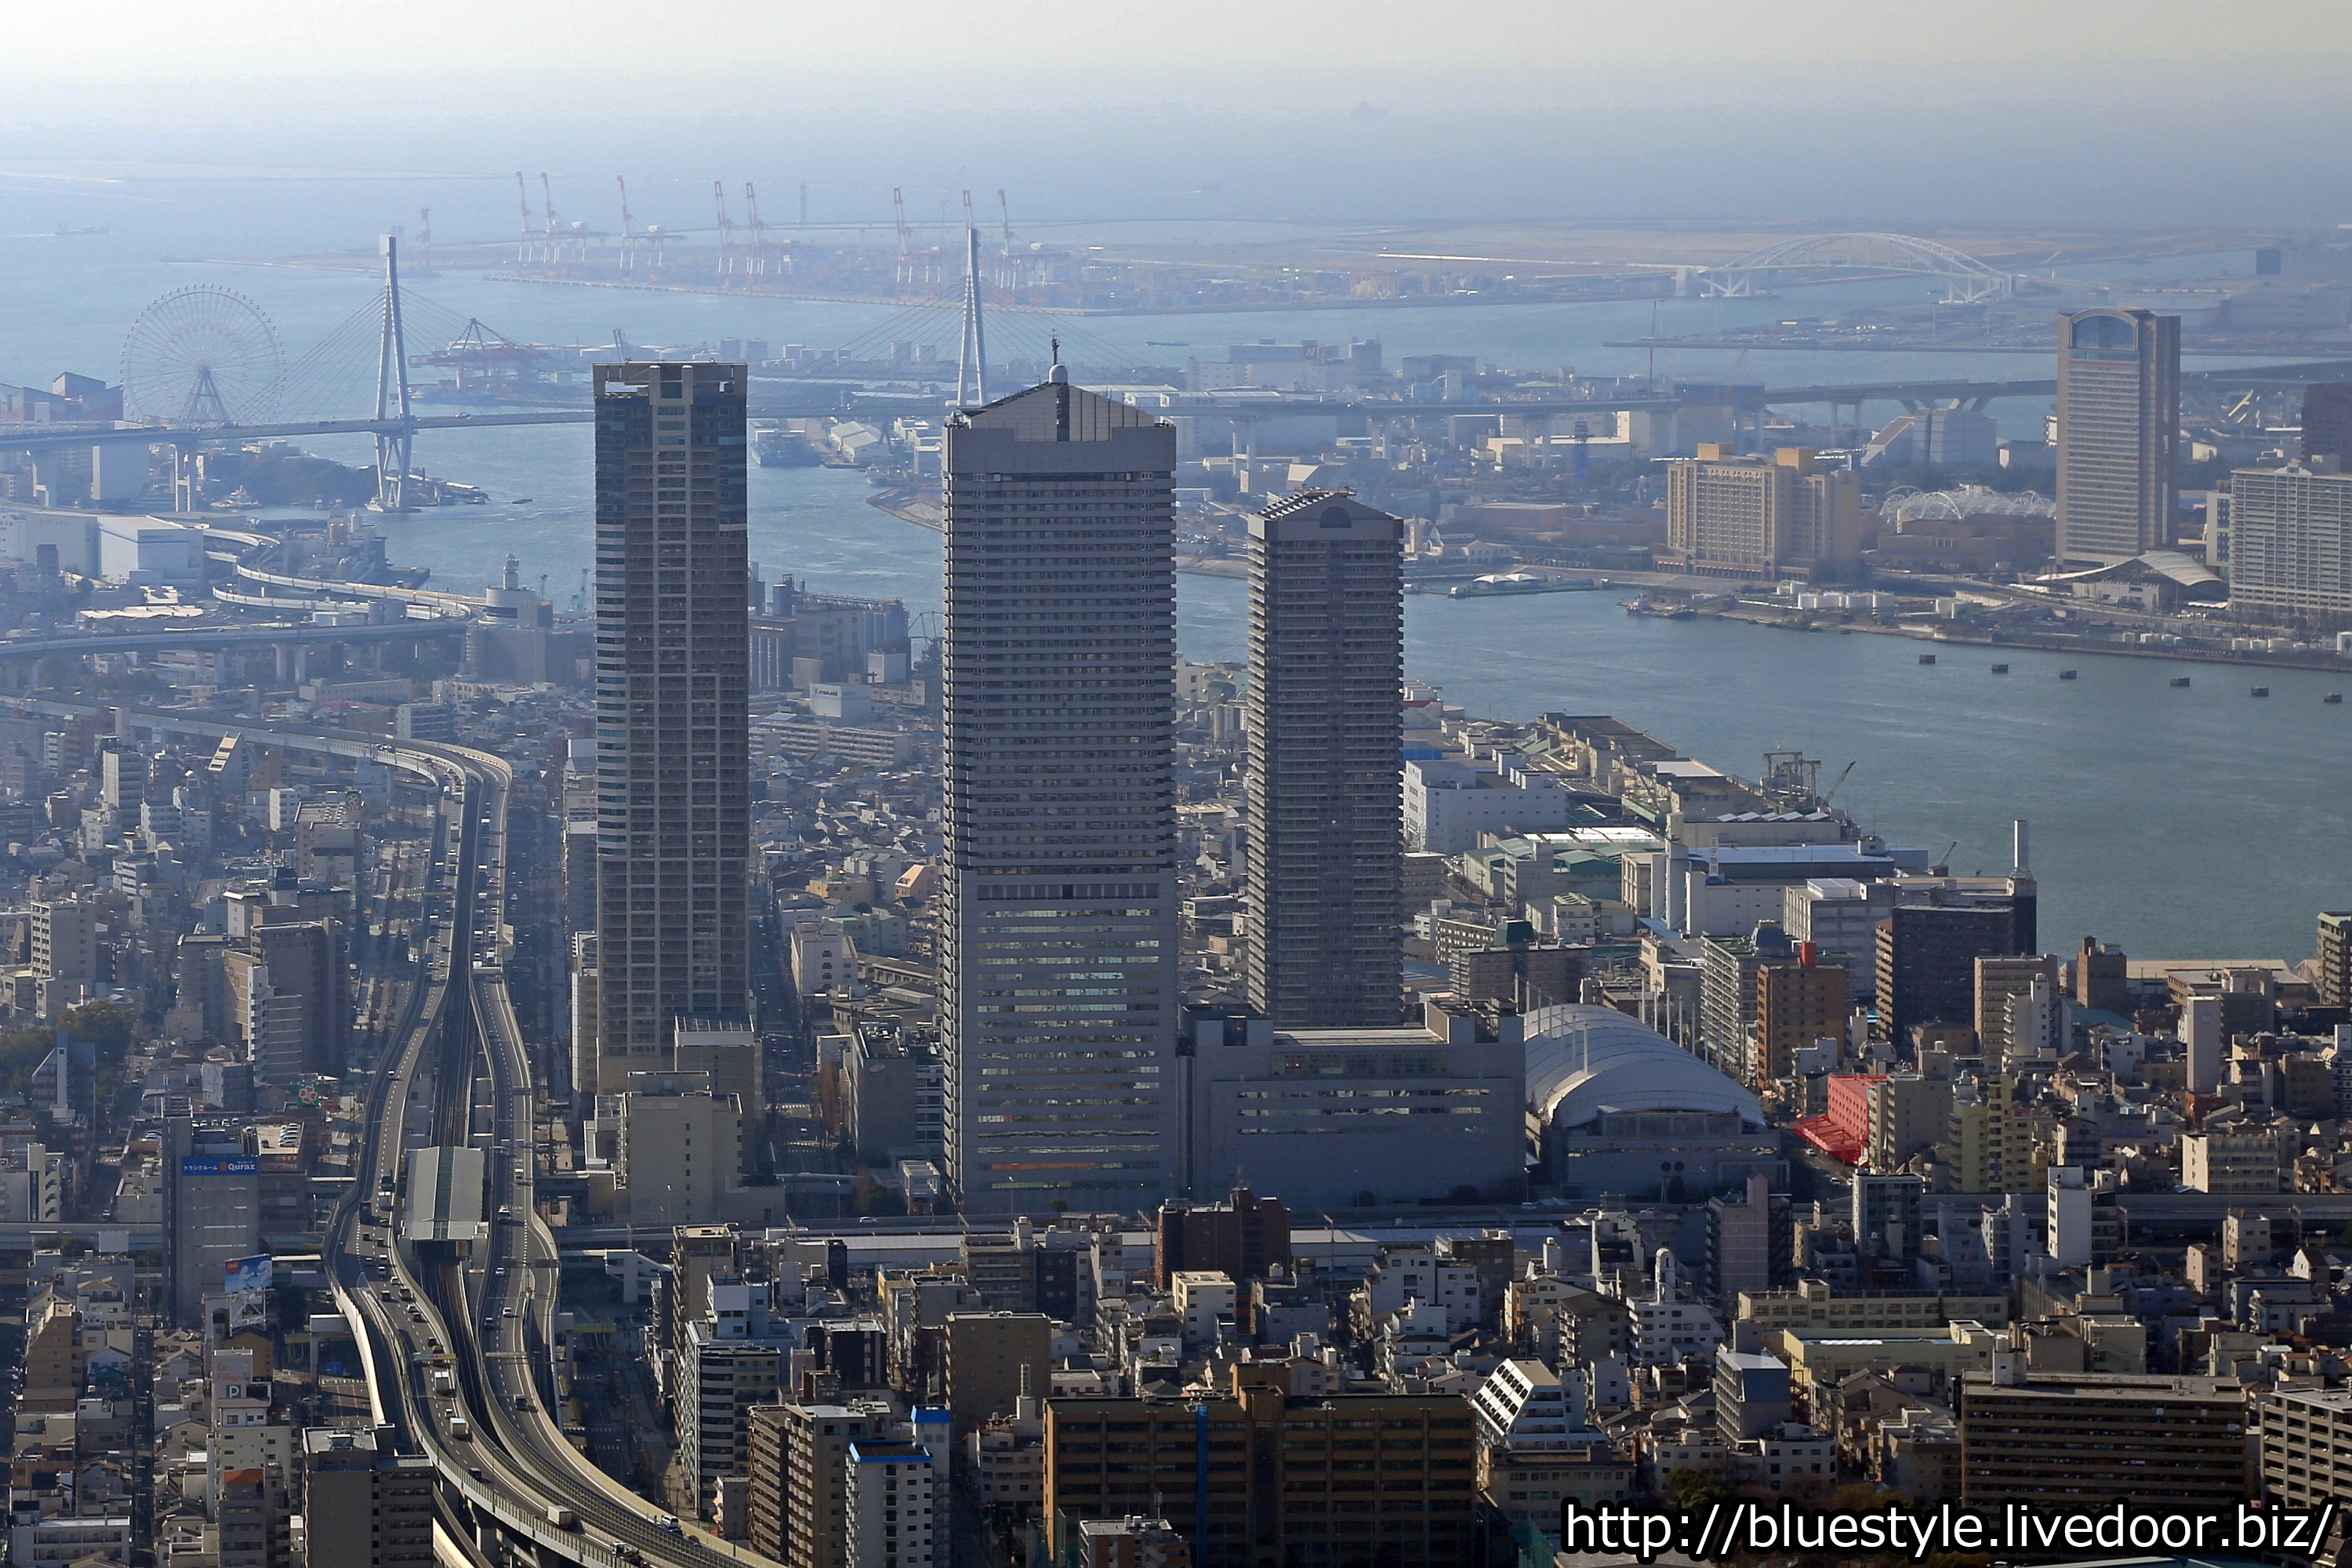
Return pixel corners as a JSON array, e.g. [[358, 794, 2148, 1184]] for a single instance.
[[1650, 599, 2351, 679]]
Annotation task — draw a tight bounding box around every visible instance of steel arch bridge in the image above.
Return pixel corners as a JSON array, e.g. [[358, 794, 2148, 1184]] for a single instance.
[[1700, 232, 2016, 303]]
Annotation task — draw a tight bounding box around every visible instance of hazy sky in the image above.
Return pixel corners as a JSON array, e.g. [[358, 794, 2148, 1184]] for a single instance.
[[3, 1, 2349, 230], [11, 1, 2349, 93]]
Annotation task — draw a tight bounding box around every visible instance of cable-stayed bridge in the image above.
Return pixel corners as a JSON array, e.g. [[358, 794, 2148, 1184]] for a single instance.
[[13, 228, 2349, 506], [0, 237, 591, 511]]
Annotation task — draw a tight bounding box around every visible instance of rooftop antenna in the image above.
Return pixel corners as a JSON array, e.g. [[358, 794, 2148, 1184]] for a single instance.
[[955, 195, 989, 409]]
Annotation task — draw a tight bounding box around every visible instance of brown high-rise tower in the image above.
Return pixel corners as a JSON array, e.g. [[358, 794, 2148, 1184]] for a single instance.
[[590, 361, 750, 1093]]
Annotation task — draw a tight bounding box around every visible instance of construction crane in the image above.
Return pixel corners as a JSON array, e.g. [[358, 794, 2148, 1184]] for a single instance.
[[616, 176, 637, 275], [1820, 760, 1857, 808], [713, 180, 735, 283], [742, 182, 768, 281], [539, 173, 562, 270], [891, 187, 913, 293], [514, 173, 535, 267]]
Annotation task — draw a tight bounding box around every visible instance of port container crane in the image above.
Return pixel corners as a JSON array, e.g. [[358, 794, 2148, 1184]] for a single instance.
[[713, 181, 735, 282], [892, 187, 913, 293], [514, 173, 535, 267], [540, 174, 563, 270], [742, 182, 768, 281], [616, 176, 638, 275], [996, 189, 1016, 289]]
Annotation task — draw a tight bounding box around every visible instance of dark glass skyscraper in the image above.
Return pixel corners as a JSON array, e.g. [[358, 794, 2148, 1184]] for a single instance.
[[590, 361, 750, 1094]]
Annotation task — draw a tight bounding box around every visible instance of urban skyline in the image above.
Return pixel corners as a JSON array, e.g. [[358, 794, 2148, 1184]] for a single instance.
[[7, 5, 2352, 1564]]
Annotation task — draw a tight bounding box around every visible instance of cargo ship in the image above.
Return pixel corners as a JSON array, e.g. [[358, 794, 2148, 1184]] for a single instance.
[[1445, 572, 1610, 598], [755, 426, 822, 467]]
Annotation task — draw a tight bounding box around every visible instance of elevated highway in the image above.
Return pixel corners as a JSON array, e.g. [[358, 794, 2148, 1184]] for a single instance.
[[20, 695, 723, 1567], [412, 750, 751, 1568], [0, 409, 592, 459], [230, 564, 485, 614], [7, 353, 2340, 470], [0, 618, 464, 668]]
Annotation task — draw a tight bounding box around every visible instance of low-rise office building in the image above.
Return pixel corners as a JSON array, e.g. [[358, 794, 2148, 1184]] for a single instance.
[[1181, 1000, 1526, 1209]]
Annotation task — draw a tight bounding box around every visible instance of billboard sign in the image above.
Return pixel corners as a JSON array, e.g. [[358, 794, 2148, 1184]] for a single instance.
[[223, 1254, 273, 1296]]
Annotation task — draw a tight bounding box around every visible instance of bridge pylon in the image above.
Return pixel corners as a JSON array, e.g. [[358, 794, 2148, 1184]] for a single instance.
[[371, 234, 416, 514], [955, 223, 989, 410]]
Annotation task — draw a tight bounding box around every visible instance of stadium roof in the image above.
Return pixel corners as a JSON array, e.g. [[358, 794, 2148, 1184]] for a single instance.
[[1523, 1003, 1764, 1128]]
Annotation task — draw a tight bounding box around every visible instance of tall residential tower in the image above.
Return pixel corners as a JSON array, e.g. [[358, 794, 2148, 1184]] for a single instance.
[[2055, 307, 2180, 565], [938, 369, 1181, 1214], [590, 361, 751, 1094], [1245, 489, 1403, 1025]]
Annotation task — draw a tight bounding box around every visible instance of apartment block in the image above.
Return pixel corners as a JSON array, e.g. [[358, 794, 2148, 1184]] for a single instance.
[[1044, 1381, 1479, 1566], [2230, 462, 2352, 627], [2321, 911, 2351, 1010], [946, 1312, 1053, 1436], [2259, 1385, 2352, 1517], [2180, 1127, 2287, 1194], [844, 1439, 942, 1568], [1969, 953, 2053, 1060], [1958, 1369, 2247, 1504], [613, 1072, 745, 1224], [299, 1427, 434, 1568], [1755, 953, 1847, 1084], [748, 1399, 895, 1568]]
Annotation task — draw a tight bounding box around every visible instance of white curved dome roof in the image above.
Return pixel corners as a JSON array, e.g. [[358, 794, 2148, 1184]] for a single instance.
[[1523, 1003, 1764, 1127]]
